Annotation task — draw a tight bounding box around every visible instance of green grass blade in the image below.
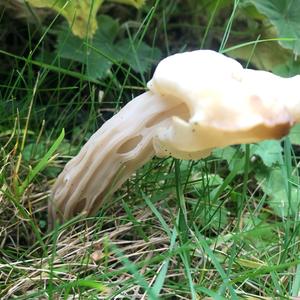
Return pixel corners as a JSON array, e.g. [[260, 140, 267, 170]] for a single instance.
[[192, 227, 238, 299], [17, 128, 65, 195], [152, 224, 178, 297]]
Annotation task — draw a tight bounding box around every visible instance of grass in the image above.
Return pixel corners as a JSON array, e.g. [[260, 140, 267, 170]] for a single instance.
[[1, 0, 300, 299]]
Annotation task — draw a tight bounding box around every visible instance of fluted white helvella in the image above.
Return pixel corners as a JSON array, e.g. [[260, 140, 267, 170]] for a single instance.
[[50, 50, 300, 223]]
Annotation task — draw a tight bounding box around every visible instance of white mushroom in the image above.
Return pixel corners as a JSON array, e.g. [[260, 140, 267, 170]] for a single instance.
[[50, 50, 299, 223], [149, 51, 297, 159]]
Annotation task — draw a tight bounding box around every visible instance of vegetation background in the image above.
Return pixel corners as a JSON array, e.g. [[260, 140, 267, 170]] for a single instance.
[[1, 0, 300, 299]]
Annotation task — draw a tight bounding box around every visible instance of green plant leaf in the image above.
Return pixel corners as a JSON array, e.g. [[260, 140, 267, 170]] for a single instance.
[[247, 0, 300, 54], [56, 15, 119, 79], [272, 58, 300, 77], [56, 15, 161, 79], [250, 140, 283, 167], [115, 38, 162, 74], [226, 40, 291, 71], [22, 143, 47, 162], [213, 146, 246, 174], [256, 168, 300, 218]]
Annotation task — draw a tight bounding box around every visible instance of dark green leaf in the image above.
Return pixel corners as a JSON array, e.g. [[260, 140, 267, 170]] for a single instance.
[[256, 168, 300, 217], [250, 140, 283, 167], [213, 146, 246, 174], [272, 59, 300, 77], [22, 143, 47, 162], [115, 39, 161, 73], [248, 0, 300, 54], [56, 15, 119, 79], [56, 15, 161, 80]]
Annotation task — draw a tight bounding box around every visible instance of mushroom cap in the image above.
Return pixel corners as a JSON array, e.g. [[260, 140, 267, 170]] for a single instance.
[[242, 69, 300, 122], [147, 50, 295, 159]]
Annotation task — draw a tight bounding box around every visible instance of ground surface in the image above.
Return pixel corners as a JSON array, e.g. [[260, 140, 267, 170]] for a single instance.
[[1, 1, 300, 299]]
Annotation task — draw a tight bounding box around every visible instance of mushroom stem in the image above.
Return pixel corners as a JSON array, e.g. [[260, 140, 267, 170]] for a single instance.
[[50, 91, 188, 222]]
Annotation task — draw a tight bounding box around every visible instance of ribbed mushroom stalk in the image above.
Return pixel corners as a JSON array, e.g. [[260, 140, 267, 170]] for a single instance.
[[50, 50, 300, 223], [50, 92, 189, 221]]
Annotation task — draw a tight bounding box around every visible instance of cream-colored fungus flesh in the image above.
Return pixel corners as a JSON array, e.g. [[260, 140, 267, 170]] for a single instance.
[[50, 50, 300, 223], [148, 50, 296, 159]]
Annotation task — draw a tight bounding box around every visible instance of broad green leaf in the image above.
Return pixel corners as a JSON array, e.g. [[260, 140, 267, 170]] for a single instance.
[[240, 1, 267, 21], [115, 38, 162, 74], [227, 40, 290, 71], [256, 168, 300, 218], [56, 15, 161, 80], [56, 15, 119, 79], [214, 141, 283, 173], [250, 140, 283, 167], [247, 0, 300, 54], [22, 143, 47, 162], [213, 146, 246, 174], [27, 0, 104, 38], [272, 59, 300, 77]]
